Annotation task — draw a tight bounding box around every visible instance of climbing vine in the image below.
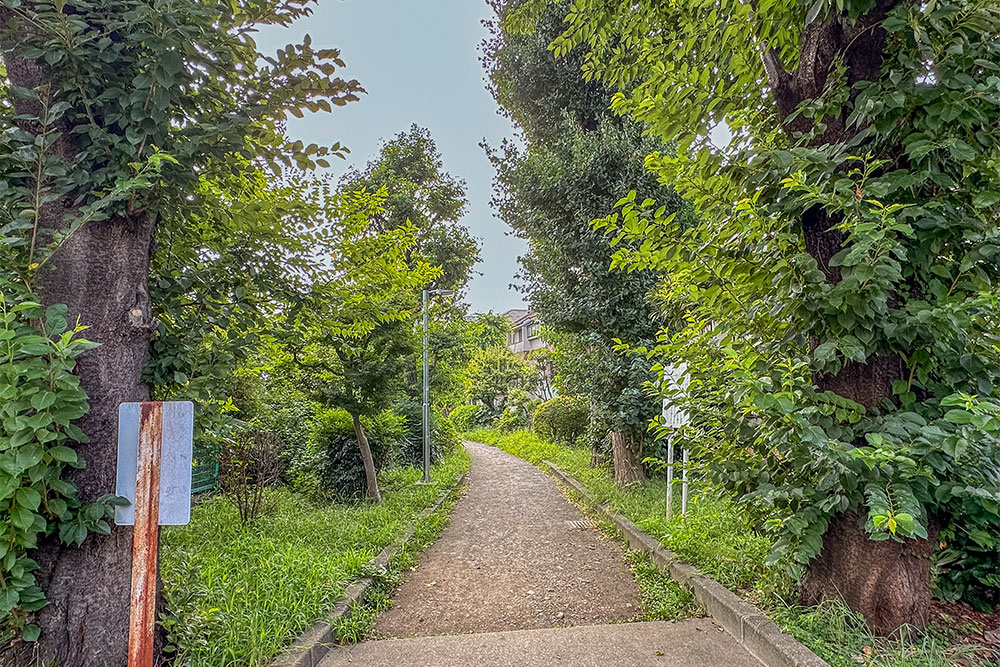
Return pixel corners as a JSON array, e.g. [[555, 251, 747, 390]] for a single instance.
[[0, 86, 168, 640]]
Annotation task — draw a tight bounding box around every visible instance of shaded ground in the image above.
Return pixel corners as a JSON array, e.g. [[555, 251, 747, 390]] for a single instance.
[[931, 599, 1000, 662], [321, 619, 761, 667], [373, 440, 641, 637]]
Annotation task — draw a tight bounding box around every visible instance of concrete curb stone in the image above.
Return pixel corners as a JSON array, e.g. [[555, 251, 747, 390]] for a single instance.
[[269, 473, 467, 667], [542, 460, 829, 667]]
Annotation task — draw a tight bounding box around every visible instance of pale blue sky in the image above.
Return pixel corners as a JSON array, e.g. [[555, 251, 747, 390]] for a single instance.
[[256, 1, 525, 314]]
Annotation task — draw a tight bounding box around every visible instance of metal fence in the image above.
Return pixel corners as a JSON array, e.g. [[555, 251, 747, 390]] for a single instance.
[[191, 442, 220, 494]]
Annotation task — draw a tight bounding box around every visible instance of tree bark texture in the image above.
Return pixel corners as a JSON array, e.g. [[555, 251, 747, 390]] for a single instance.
[[800, 512, 936, 636], [352, 413, 382, 503], [610, 431, 645, 485], [761, 0, 932, 632], [2, 22, 158, 666]]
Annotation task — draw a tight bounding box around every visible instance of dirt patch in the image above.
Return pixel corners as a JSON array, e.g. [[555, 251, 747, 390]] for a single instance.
[[374, 441, 641, 638], [930, 599, 1000, 663]]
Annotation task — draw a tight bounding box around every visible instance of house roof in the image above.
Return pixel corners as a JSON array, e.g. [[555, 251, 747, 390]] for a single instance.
[[503, 308, 532, 327]]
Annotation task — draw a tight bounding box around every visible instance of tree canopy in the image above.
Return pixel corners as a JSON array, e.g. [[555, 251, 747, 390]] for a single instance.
[[512, 0, 1000, 630], [485, 0, 687, 478]]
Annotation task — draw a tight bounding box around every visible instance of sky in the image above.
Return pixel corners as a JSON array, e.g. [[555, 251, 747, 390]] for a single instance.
[[255, 1, 526, 315]]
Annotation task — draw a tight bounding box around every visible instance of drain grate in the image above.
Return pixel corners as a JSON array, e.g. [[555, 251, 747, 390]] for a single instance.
[[566, 519, 597, 529]]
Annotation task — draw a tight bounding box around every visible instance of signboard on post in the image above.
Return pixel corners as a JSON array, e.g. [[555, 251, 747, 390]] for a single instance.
[[115, 401, 194, 525], [661, 364, 690, 518], [116, 401, 194, 667]]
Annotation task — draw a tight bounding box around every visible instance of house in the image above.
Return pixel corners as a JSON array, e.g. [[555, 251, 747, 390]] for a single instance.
[[503, 309, 548, 356]]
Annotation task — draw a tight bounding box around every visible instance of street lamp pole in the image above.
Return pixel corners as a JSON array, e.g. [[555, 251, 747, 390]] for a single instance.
[[422, 288, 453, 484], [422, 289, 431, 483]]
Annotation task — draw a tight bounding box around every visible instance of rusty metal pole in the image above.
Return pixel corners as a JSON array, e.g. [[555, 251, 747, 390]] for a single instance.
[[128, 402, 163, 667]]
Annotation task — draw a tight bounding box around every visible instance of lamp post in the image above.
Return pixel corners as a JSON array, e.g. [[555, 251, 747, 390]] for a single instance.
[[422, 288, 453, 483]]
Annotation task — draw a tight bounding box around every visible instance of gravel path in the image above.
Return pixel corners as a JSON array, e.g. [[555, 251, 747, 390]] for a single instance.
[[374, 441, 641, 637]]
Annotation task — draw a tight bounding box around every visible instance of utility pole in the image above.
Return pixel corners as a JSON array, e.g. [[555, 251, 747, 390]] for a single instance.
[[422, 288, 453, 483]]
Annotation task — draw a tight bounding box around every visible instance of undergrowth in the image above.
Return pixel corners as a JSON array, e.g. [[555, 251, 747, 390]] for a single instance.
[[160, 445, 470, 666], [466, 429, 992, 667]]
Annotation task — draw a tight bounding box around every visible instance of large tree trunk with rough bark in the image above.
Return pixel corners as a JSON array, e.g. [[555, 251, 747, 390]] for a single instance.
[[801, 512, 937, 636], [761, 0, 933, 632], [352, 413, 382, 502], [2, 29, 158, 667], [610, 431, 645, 485]]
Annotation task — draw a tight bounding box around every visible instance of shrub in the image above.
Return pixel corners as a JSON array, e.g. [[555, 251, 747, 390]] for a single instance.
[[533, 396, 589, 444], [292, 409, 397, 501], [493, 407, 525, 432], [434, 412, 461, 452], [449, 404, 485, 431], [507, 388, 542, 428], [218, 429, 284, 525], [393, 400, 456, 465]]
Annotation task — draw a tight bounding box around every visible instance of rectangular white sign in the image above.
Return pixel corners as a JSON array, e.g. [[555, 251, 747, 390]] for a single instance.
[[114, 401, 194, 526], [661, 363, 691, 427]]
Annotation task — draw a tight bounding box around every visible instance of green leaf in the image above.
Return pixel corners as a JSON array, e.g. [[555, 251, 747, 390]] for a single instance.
[[15, 487, 41, 511], [47, 446, 78, 464]]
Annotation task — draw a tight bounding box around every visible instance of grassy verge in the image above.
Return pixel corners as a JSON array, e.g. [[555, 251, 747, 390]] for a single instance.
[[466, 429, 987, 667], [160, 446, 470, 667]]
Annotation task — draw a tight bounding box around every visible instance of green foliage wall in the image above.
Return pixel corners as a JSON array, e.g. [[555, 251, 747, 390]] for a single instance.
[[524, 0, 1000, 610], [449, 404, 487, 432], [533, 396, 589, 444], [485, 0, 685, 444]]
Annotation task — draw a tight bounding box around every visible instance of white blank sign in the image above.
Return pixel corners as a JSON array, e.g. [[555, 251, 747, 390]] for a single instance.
[[115, 401, 194, 526], [661, 363, 690, 427]]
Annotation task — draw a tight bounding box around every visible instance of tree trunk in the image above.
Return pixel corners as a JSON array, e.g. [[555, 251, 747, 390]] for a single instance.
[[801, 512, 936, 636], [610, 431, 645, 485], [1, 33, 158, 667], [352, 413, 382, 503], [759, 0, 933, 632]]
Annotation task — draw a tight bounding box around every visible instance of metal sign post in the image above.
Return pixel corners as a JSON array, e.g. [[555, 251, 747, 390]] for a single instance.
[[420, 288, 453, 484], [116, 401, 194, 667], [665, 435, 675, 518], [682, 448, 690, 515], [661, 363, 691, 518]]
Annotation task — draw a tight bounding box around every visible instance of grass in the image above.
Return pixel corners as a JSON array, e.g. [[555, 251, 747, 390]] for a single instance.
[[160, 446, 470, 667], [466, 429, 990, 667]]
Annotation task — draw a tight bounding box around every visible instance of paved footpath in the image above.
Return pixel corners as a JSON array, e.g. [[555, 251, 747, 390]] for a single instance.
[[319, 441, 761, 667]]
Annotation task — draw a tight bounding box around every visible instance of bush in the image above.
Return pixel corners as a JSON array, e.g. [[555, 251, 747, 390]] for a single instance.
[[218, 429, 284, 525], [508, 388, 542, 428], [533, 396, 589, 444], [393, 400, 458, 465], [449, 404, 485, 431], [291, 409, 399, 501], [435, 412, 461, 452], [493, 407, 526, 432]]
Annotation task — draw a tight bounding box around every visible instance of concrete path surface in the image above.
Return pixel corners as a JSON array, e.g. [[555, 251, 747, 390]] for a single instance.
[[319, 619, 762, 667], [322, 440, 763, 667], [374, 441, 640, 636]]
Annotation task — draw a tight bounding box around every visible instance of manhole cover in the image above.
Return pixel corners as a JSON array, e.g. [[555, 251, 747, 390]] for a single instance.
[[566, 519, 597, 529]]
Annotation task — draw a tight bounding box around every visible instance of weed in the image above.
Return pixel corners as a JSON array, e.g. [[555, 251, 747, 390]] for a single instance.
[[467, 430, 991, 667], [160, 446, 470, 666]]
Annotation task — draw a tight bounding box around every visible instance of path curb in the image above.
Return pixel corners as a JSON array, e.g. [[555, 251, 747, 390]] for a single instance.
[[542, 460, 829, 667], [270, 473, 467, 667]]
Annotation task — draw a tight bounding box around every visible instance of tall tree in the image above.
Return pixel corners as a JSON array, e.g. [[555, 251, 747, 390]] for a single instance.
[[0, 1, 359, 662], [296, 319, 415, 503], [342, 124, 480, 293], [524, 0, 1000, 632], [485, 0, 687, 483], [285, 189, 440, 502]]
